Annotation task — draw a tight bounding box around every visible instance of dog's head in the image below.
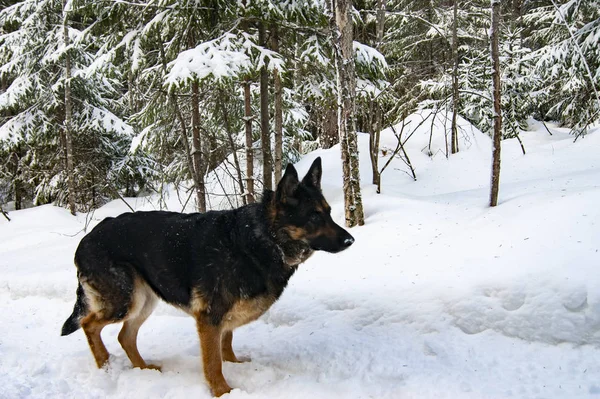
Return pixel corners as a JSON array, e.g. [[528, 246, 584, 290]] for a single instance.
[[271, 157, 355, 253]]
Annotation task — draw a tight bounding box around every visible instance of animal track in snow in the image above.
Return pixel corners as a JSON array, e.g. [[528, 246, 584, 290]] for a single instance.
[[562, 289, 588, 312]]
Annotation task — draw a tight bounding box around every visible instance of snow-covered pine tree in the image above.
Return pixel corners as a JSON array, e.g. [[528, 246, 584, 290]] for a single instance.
[[0, 0, 135, 211], [417, 0, 532, 149], [525, 0, 600, 137]]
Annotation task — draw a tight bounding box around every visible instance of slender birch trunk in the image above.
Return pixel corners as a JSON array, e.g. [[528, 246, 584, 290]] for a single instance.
[[490, 0, 502, 207]]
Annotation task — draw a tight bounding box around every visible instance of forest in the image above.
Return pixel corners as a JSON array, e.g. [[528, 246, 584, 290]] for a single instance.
[[1, 0, 599, 217]]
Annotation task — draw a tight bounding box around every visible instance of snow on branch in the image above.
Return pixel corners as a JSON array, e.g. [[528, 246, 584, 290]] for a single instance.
[[165, 32, 284, 89], [82, 106, 134, 138], [0, 110, 45, 143], [0, 76, 32, 109], [353, 41, 388, 69]]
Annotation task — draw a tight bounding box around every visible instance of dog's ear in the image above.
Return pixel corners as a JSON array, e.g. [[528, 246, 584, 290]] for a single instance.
[[276, 163, 299, 205], [302, 157, 322, 190]]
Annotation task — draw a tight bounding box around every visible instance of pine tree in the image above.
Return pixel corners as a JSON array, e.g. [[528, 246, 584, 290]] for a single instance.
[[0, 0, 136, 210], [525, 0, 600, 136]]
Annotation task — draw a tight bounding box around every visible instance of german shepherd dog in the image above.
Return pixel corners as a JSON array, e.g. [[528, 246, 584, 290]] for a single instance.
[[61, 157, 354, 396]]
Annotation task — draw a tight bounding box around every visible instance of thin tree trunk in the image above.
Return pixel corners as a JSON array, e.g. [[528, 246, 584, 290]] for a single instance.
[[191, 79, 206, 212], [10, 150, 22, 210], [259, 22, 273, 191], [451, 0, 460, 154], [331, 0, 365, 227], [321, 105, 338, 149], [186, 31, 206, 212], [271, 24, 284, 184], [172, 94, 196, 185], [63, 0, 76, 215], [371, 0, 385, 188], [14, 175, 22, 210], [160, 33, 201, 208], [243, 81, 255, 204], [490, 0, 502, 207], [218, 93, 247, 206], [370, 104, 381, 188], [128, 70, 135, 114]]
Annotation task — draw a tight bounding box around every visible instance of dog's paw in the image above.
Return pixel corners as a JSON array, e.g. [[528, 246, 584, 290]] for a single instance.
[[142, 363, 162, 372], [223, 354, 251, 363], [211, 382, 232, 397]]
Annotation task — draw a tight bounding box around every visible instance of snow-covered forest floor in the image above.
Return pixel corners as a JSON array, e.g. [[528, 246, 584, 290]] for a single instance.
[[1, 116, 599, 399]]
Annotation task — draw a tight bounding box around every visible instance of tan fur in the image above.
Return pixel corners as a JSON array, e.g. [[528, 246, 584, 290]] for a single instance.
[[221, 330, 245, 363], [81, 281, 106, 316], [196, 319, 231, 397], [221, 295, 276, 331], [80, 313, 111, 368], [81, 277, 160, 370], [118, 278, 160, 370], [284, 225, 308, 241], [188, 288, 209, 315]]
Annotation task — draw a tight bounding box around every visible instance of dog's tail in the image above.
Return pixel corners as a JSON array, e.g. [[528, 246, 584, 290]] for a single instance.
[[61, 282, 87, 336]]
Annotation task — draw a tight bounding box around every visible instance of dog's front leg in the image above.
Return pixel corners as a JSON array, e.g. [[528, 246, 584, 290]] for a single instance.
[[196, 317, 232, 397]]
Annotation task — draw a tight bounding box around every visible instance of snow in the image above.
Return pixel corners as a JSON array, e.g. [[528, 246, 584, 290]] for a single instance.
[[165, 33, 284, 88], [0, 75, 31, 109], [165, 34, 252, 87], [1, 114, 600, 398], [89, 106, 134, 137], [353, 41, 388, 69]]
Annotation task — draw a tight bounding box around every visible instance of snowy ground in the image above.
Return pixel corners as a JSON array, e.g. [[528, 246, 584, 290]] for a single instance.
[[1, 114, 599, 399]]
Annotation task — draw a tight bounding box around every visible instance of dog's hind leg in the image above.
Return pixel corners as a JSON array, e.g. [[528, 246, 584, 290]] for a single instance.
[[77, 260, 136, 369], [81, 313, 112, 368], [118, 279, 160, 371]]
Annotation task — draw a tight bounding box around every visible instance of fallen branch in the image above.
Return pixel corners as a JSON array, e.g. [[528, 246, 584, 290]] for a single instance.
[[1, 206, 10, 222]]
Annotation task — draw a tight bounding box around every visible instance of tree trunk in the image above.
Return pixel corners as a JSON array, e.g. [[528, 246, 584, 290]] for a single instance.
[[321, 104, 338, 149], [331, 0, 365, 227], [490, 0, 502, 207], [218, 92, 247, 206], [191, 79, 207, 212], [161, 33, 201, 209], [271, 24, 284, 184], [370, 104, 381, 188], [371, 0, 385, 188], [259, 22, 273, 191], [243, 81, 255, 204], [451, 0, 460, 155], [63, 0, 76, 215]]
